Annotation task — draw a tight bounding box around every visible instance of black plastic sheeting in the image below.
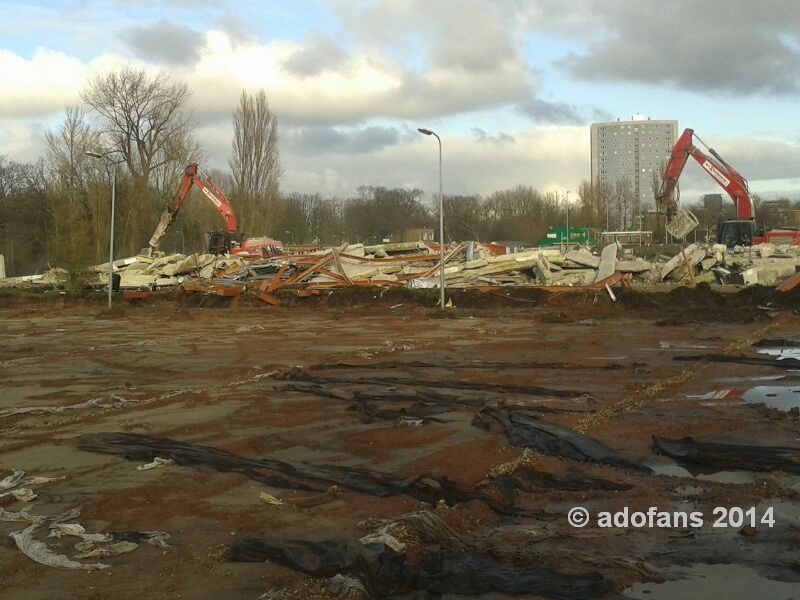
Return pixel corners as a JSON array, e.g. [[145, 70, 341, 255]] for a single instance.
[[76, 432, 538, 516], [308, 359, 625, 372], [475, 407, 652, 473], [481, 465, 631, 505], [225, 536, 612, 599], [674, 354, 800, 370], [274, 366, 591, 399], [652, 436, 800, 474], [347, 398, 448, 424]]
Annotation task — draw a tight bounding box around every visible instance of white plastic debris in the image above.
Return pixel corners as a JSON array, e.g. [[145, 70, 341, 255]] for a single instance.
[[74, 541, 138, 559], [10, 525, 109, 570], [0, 506, 47, 525], [0, 488, 37, 502], [137, 457, 176, 471], [0, 470, 25, 490], [48, 523, 113, 543]]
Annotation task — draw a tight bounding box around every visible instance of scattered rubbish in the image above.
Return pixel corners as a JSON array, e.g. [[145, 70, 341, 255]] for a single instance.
[[260, 486, 343, 509], [137, 457, 176, 471], [49, 523, 112, 543], [2, 469, 169, 571], [10, 525, 110, 570], [0, 505, 45, 525], [73, 540, 138, 560], [0, 470, 26, 490], [258, 493, 285, 507]]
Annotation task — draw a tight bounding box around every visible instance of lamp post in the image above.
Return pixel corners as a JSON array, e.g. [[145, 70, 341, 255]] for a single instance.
[[284, 230, 295, 245], [565, 190, 570, 250], [417, 127, 445, 310], [86, 151, 123, 310]]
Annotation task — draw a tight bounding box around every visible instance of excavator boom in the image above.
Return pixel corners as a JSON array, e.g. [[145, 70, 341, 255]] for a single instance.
[[656, 128, 754, 221], [148, 163, 238, 252]]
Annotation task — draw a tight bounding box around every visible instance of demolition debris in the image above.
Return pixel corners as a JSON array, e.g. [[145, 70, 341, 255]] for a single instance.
[[2, 239, 799, 303]]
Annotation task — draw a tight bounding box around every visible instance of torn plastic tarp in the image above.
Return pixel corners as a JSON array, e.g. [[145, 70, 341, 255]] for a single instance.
[[76, 432, 535, 516], [1, 506, 46, 525], [225, 536, 612, 599], [480, 465, 632, 505], [347, 398, 447, 424], [475, 407, 652, 473], [274, 366, 591, 399], [652, 436, 800, 474], [10, 525, 109, 570], [0, 487, 36, 502], [74, 540, 138, 559], [0, 470, 25, 490]]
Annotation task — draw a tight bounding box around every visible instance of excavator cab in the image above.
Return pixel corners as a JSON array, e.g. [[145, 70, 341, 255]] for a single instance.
[[206, 231, 237, 255], [716, 219, 756, 248]]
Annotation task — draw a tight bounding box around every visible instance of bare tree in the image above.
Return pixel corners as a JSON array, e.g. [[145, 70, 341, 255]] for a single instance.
[[576, 180, 605, 227], [230, 89, 282, 237], [81, 68, 198, 254], [614, 177, 635, 230], [45, 106, 104, 266], [0, 157, 49, 275]]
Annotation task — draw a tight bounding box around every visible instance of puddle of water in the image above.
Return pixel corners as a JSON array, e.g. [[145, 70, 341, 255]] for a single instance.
[[623, 563, 800, 599], [711, 375, 786, 385], [647, 462, 758, 485], [647, 463, 694, 478], [696, 471, 757, 484], [757, 346, 800, 361], [659, 341, 715, 350], [742, 385, 800, 412]]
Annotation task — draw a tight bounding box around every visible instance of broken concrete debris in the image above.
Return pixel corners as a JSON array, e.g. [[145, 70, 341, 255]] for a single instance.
[[1, 239, 798, 302]]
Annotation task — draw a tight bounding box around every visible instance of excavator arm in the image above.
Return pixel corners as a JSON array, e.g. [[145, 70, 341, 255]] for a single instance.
[[147, 163, 238, 251], [656, 128, 754, 220]]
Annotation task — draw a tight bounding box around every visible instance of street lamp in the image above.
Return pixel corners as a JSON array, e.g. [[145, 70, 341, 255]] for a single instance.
[[417, 127, 445, 310], [86, 150, 123, 310], [565, 190, 570, 250], [284, 230, 295, 245]]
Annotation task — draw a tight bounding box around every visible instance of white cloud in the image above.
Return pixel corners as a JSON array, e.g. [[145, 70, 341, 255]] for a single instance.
[[0, 48, 88, 117], [0, 119, 49, 163], [274, 125, 589, 198], [3, 1, 800, 203]]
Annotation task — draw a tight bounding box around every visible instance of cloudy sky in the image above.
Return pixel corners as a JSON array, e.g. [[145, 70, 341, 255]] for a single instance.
[[3, 0, 800, 205]]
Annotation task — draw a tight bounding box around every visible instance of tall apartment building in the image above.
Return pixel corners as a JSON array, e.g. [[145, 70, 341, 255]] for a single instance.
[[590, 118, 678, 209]]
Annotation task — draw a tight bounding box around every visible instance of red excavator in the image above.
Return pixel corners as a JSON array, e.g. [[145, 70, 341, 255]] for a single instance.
[[147, 163, 282, 256], [655, 128, 800, 247]]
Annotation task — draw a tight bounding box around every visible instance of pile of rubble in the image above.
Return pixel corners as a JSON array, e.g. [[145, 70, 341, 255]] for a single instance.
[[1, 240, 798, 301]]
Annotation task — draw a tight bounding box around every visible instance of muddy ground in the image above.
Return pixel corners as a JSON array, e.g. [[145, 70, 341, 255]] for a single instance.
[[1, 285, 799, 599]]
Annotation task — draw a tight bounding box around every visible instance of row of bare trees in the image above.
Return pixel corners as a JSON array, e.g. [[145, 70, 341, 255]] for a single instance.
[[1, 68, 281, 277], [4, 66, 797, 278]]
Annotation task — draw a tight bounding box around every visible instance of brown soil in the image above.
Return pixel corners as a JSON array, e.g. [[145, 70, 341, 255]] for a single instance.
[[1, 285, 799, 599]]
